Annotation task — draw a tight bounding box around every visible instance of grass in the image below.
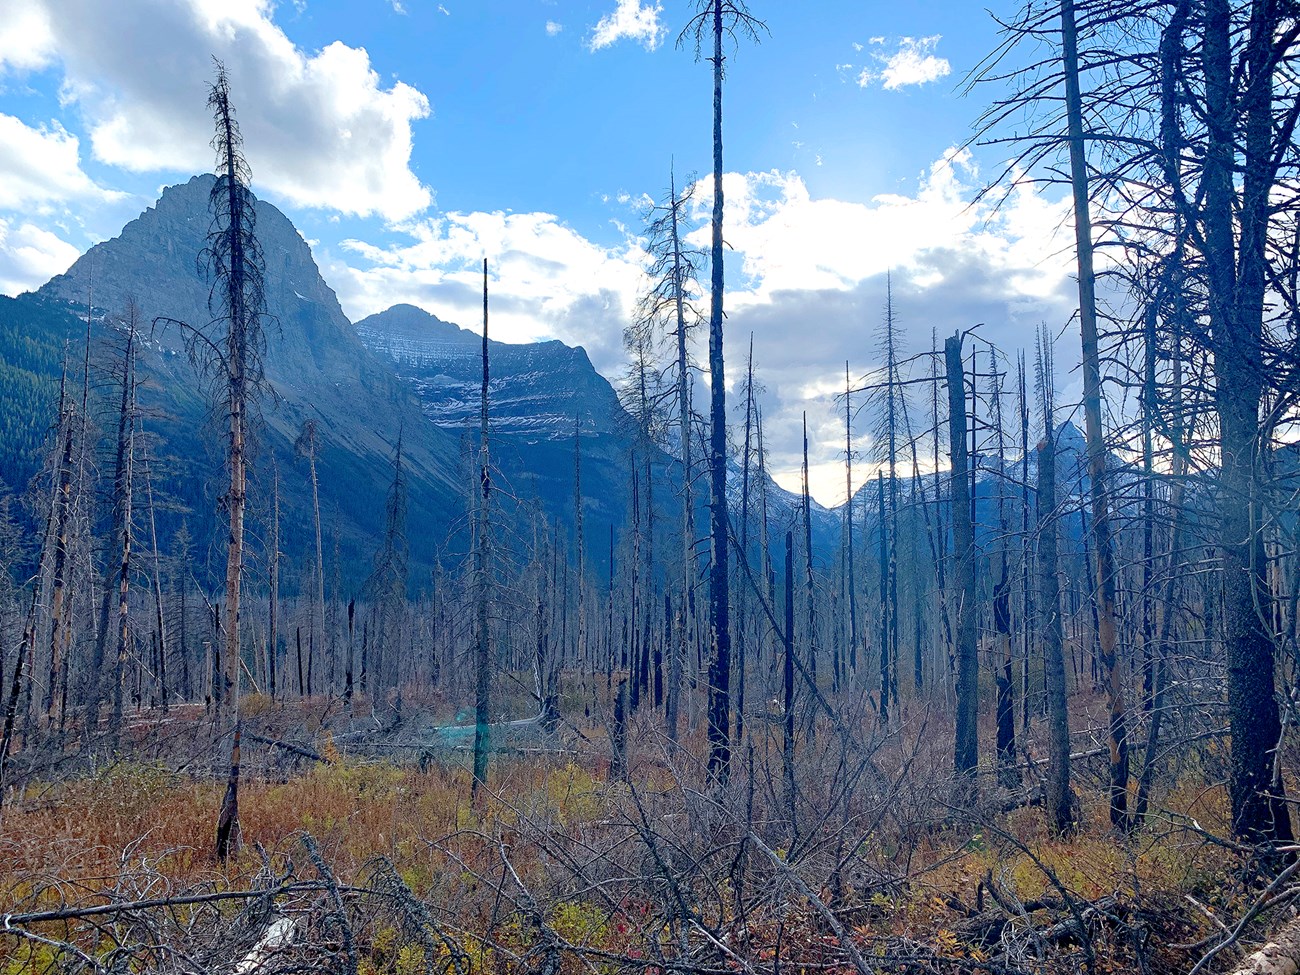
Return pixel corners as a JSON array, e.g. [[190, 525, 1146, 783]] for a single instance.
[[0, 691, 1289, 974]]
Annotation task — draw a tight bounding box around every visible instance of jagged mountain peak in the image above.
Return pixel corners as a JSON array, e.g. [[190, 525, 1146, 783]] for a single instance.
[[42, 174, 350, 362], [24, 176, 464, 584]]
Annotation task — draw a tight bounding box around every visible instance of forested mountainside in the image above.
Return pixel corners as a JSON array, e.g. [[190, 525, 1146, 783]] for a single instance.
[[0, 176, 833, 587]]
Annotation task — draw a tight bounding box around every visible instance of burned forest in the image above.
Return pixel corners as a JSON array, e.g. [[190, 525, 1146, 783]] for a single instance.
[[2, 1, 1300, 973]]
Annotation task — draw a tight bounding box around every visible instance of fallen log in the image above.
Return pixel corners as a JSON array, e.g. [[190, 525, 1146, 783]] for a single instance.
[[234, 915, 296, 974], [1224, 914, 1300, 975], [245, 732, 330, 764]]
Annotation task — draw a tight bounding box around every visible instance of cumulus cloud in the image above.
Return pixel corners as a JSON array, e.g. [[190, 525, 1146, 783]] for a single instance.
[[7, 0, 432, 222], [687, 149, 1071, 308], [325, 148, 1079, 504], [0, 0, 55, 73], [546, 21, 564, 36], [588, 0, 666, 52], [677, 150, 1078, 502], [325, 210, 650, 374], [0, 114, 122, 210], [0, 218, 80, 295], [857, 35, 951, 91]]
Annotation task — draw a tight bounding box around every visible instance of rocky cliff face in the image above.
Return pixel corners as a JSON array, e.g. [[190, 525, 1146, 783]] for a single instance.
[[355, 303, 627, 440], [355, 302, 640, 544], [10, 175, 837, 585], [38, 176, 465, 583], [357, 302, 844, 556]]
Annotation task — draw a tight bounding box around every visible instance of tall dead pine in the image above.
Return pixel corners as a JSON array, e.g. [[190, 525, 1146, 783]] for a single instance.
[[682, 0, 766, 786], [1037, 329, 1073, 834], [194, 62, 267, 860], [472, 259, 493, 803], [946, 335, 977, 777], [1060, 0, 1129, 830]]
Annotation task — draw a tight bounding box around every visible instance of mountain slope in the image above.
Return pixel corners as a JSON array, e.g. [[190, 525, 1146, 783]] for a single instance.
[[355, 303, 640, 553], [356, 303, 844, 564], [31, 176, 467, 585]]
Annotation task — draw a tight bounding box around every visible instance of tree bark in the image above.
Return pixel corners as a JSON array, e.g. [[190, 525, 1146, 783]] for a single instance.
[[1061, 0, 1129, 829], [472, 259, 493, 804], [1038, 429, 1073, 835], [947, 335, 977, 777], [1203, 0, 1293, 844], [705, 0, 732, 785]]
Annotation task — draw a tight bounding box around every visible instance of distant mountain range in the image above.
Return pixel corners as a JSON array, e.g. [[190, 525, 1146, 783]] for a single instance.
[[0, 176, 834, 591]]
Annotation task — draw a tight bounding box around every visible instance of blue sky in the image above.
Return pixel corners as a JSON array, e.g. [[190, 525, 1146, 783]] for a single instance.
[[0, 0, 1083, 504]]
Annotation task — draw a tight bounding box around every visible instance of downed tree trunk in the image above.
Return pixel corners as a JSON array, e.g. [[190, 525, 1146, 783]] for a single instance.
[[1226, 916, 1300, 975], [246, 731, 330, 764], [235, 915, 296, 974]]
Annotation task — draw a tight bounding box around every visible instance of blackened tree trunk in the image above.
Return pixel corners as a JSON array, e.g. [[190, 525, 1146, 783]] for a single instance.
[[109, 326, 137, 746], [43, 362, 75, 732], [268, 466, 280, 701], [208, 66, 262, 727], [947, 335, 977, 777], [295, 421, 326, 693], [612, 678, 629, 782], [990, 349, 1018, 788], [143, 440, 169, 713], [574, 418, 586, 691], [1038, 427, 1072, 834], [472, 259, 493, 803], [683, 0, 764, 786], [216, 722, 242, 863], [704, 2, 732, 785], [1203, 0, 1294, 845], [737, 336, 757, 740], [801, 414, 817, 698], [88, 320, 139, 735], [1061, 0, 1129, 830], [843, 362, 858, 676], [877, 471, 890, 724], [783, 531, 796, 840]]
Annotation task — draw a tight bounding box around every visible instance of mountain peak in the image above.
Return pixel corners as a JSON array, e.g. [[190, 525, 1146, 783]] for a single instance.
[[41, 174, 341, 342], [26, 176, 464, 582], [356, 303, 626, 441]]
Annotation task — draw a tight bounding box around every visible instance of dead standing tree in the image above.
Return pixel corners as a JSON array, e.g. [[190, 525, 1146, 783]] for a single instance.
[[1059, 0, 1130, 833], [1037, 326, 1074, 835], [202, 62, 267, 730], [153, 62, 270, 861], [472, 259, 492, 804], [946, 333, 978, 778], [295, 419, 326, 693], [635, 166, 703, 745], [680, 0, 767, 787], [1198, 0, 1298, 846]]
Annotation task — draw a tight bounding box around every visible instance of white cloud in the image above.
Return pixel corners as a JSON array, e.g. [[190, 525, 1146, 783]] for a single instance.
[[0, 218, 80, 295], [0, 114, 122, 210], [389, 0, 407, 13], [327, 210, 650, 374], [588, 0, 665, 52], [684, 149, 1072, 303], [8, 0, 432, 222], [857, 35, 951, 91], [0, 0, 56, 73], [326, 149, 1079, 505], [679, 150, 1077, 503], [546, 20, 564, 36]]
